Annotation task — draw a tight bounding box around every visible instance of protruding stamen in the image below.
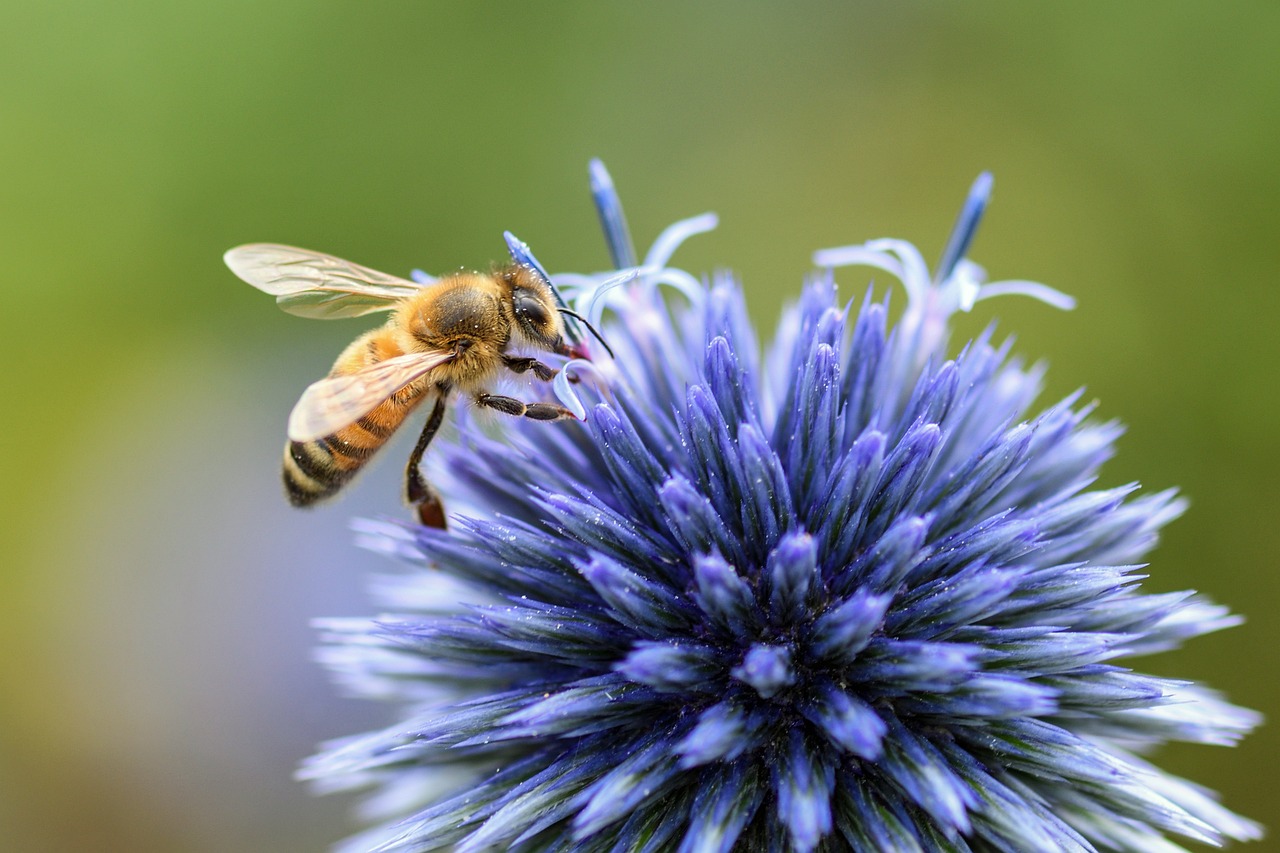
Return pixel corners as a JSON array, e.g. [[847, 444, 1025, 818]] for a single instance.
[[589, 158, 638, 269], [934, 171, 993, 286]]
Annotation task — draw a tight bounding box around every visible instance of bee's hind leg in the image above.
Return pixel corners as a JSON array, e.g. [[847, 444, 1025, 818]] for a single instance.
[[475, 393, 578, 422], [406, 396, 449, 528]]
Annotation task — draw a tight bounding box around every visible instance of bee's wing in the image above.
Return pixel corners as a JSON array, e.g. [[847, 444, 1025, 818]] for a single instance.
[[287, 350, 453, 442], [225, 243, 425, 319]]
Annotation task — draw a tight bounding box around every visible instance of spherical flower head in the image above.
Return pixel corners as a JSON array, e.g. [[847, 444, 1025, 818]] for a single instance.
[[302, 163, 1261, 852]]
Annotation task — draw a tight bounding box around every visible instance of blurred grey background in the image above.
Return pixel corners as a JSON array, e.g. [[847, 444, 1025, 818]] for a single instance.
[[2, 3, 1277, 850]]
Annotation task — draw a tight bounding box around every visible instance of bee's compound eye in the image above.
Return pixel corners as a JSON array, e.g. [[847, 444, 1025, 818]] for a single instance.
[[514, 292, 549, 328]]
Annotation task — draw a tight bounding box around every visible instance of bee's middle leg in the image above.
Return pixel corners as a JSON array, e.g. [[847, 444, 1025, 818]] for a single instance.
[[475, 393, 577, 422]]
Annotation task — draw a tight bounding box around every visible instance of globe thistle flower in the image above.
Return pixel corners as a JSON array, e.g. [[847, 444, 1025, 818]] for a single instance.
[[302, 162, 1261, 852]]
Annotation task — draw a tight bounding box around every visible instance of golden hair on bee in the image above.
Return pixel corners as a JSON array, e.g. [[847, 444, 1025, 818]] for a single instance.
[[224, 243, 603, 527]]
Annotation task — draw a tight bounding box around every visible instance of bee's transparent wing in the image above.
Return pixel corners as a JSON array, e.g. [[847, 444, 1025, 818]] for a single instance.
[[225, 243, 425, 319], [287, 351, 453, 442]]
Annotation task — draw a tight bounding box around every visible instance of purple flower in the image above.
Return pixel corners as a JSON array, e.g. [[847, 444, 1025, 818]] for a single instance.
[[302, 163, 1260, 852]]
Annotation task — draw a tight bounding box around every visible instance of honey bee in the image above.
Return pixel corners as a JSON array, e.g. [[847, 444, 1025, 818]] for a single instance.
[[224, 242, 609, 527]]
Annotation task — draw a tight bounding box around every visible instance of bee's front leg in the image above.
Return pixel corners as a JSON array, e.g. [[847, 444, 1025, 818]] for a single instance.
[[475, 393, 577, 422], [501, 355, 559, 382]]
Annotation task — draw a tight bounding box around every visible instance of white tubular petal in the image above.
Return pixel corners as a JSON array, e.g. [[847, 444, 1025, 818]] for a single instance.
[[650, 268, 705, 305], [812, 244, 902, 275], [975, 280, 1078, 311], [644, 213, 718, 270], [866, 239, 931, 300], [548, 269, 641, 328], [944, 261, 983, 312], [954, 258, 989, 283], [813, 241, 931, 304], [955, 277, 981, 312], [552, 359, 606, 420], [582, 268, 646, 327], [549, 273, 601, 294]]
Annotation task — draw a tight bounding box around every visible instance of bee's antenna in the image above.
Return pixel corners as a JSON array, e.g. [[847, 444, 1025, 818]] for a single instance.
[[557, 309, 615, 360]]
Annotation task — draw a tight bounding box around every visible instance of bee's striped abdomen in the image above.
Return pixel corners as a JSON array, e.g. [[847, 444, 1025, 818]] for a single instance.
[[281, 412, 398, 506]]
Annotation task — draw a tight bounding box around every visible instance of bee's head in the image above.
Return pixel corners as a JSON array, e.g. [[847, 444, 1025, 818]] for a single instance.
[[503, 265, 571, 356]]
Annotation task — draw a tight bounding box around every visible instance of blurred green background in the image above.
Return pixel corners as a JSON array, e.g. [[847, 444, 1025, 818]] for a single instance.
[[3, 3, 1277, 850]]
